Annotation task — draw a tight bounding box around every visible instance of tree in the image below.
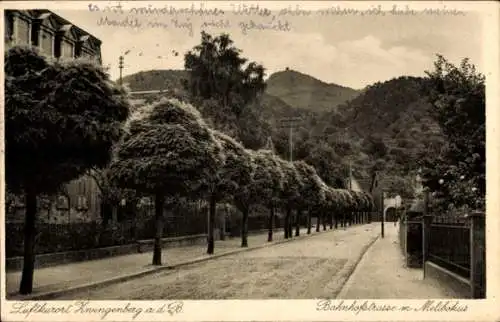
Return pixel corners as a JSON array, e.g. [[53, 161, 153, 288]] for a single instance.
[[109, 97, 222, 265], [420, 55, 485, 210], [323, 186, 339, 229], [5, 46, 130, 294], [305, 142, 346, 188], [333, 189, 356, 227], [384, 175, 415, 199], [294, 161, 325, 235], [232, 152, 258, 247], [252, 151, 285, 242], [277, 159, 304, 238], [184, 31, 266, 116], [205, 130, 253, 254], [184, 32, 267, 147]]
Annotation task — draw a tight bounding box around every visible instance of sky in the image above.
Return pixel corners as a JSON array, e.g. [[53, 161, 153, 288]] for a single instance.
[[53, 2, 484, 89]]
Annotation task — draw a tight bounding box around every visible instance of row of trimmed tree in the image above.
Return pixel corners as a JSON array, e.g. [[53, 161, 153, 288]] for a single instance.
[[109, 96, 375, 265], [6, 45, 374, 295]]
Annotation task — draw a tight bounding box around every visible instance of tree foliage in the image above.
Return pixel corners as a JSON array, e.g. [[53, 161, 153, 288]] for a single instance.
[[5, 46, 130, 193], [184, 31, 266, 117], [183, 32, 268, 149], [110, 97, 223, 197], [419, 55, 485, 210]]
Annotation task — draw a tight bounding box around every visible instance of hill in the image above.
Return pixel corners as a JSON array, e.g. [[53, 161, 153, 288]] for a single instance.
[[121, 69, 188, 92], [265, 69, 360, 112]]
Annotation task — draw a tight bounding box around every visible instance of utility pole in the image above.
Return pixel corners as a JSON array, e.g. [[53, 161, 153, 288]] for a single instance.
[[118, 55, 124, 86], [381, 190, 385, 238], [278, 117, 302, 162]]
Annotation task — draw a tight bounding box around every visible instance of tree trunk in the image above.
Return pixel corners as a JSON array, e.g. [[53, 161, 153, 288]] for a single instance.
[[329, 213, 333, 229], [343, 212, 347, 228], [316, 215, 320, 232], [241, 207, 249, 247], [322, 213, 327, 231], [152, 193, 165, 266], [19, 189, 37, 295], [284, 208, 289, 239], [335, 212, 339, 229], [307, 211, 312, 234], [285, 206, 293, 238], [207, 194, 216, 254], [295, 209, 301, 237], [268, 206, 274, 242]]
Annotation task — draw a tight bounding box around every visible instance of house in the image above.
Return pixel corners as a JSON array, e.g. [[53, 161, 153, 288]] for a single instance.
[[4, 9, 101, 62], [4, 10, 105, 224]]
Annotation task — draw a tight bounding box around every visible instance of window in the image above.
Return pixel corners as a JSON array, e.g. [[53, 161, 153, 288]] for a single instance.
[[76, 196, 88, 211], [40, 30, 53, 55], [62, 40, 74, 58], [17, 18, 30, 45], [56, 196, 69, 210]]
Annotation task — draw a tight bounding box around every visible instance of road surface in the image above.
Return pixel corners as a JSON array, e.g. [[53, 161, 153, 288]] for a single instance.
[[55, 224, 379, 300]]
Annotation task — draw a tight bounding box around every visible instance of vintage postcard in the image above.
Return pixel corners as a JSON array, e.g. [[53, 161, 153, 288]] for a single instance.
[[1, 0, 499, 321]]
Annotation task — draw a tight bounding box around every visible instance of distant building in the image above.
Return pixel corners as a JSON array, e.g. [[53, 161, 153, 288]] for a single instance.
[[4, 9, 102, 63], [4, 9, 104, 224]]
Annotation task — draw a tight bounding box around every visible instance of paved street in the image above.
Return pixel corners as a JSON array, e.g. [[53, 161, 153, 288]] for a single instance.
[[49, 224, 379, 300]]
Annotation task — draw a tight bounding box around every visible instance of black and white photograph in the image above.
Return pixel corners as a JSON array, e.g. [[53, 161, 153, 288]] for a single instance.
[[1, 1, 497, 321]]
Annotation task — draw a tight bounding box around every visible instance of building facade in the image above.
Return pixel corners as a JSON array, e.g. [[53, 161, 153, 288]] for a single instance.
[[4, 9, 102, 63], [5, 9, 104, 223]]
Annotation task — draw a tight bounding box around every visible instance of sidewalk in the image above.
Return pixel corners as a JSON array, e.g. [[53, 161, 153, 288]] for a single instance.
[[6, 225, 337, 300], [336, 223, 462, 299]]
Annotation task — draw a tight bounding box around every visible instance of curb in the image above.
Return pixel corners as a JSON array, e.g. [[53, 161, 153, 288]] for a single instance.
[[334, 233, 381, 299], [10, 224, 355, 300]]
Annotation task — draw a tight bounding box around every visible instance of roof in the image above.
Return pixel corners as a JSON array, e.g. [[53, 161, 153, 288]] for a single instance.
[[345, 175, 371, 193], [12, 9, 101, 45]]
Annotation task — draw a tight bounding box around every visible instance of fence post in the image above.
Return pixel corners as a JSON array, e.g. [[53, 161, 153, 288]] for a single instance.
[[403, 213, 408, 267], [468, 211, 485, 299], [422, 214, 433, 277]]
